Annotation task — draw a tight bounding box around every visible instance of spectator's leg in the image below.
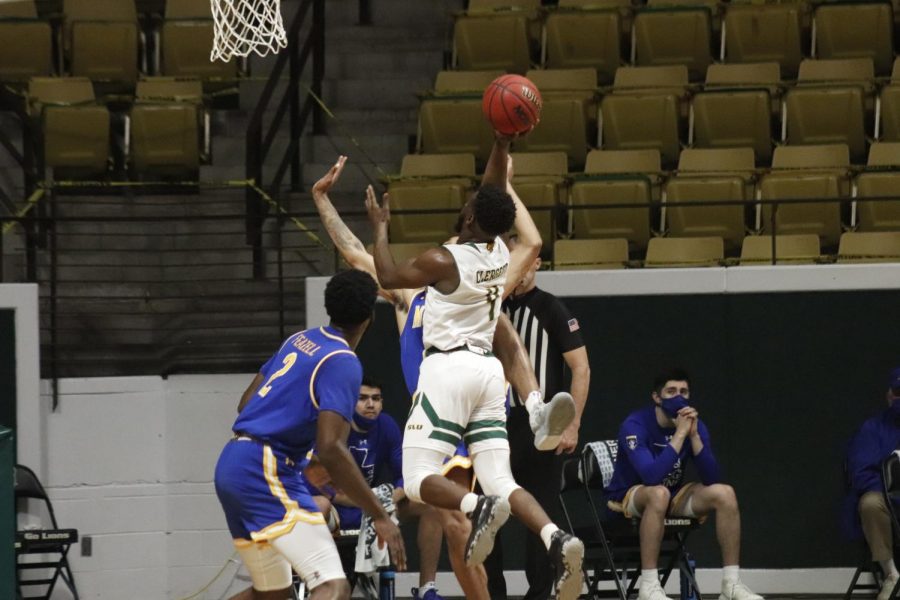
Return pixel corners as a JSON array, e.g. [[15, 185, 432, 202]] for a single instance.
[[673, 483, 740, 565], [630, 485, 670, 569], [859, 491, 896, 575]]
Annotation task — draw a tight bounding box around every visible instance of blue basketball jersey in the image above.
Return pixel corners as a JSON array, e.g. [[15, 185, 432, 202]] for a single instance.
[[233, 326, 363, 463], [399, 291, 427, 395]]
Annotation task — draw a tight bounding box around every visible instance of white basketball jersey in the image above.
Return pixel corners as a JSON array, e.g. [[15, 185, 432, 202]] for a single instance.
[[423, 238, 510, 353]]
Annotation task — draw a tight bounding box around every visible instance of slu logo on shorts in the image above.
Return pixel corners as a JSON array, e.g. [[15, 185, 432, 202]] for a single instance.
[[407, 424, 423, 430]]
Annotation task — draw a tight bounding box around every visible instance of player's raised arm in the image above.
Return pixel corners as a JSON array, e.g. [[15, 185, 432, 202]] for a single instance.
[[366, 186, 458, 291], [503, 158, 541, 299], [481, 136, 511, 189]]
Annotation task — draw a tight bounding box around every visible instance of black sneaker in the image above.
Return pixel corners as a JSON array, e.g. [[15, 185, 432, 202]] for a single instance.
[[550, 530, 585, 600], [464, 494, 511, 566]]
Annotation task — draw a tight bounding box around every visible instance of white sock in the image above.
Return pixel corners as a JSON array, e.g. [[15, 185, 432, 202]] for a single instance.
[[539, 523, 559, 550], [880, 559, 899, 579], [723, 565, 740, 583], [419, 581, 436, 592], [460, 493, 479, 515], [525, 390, 543, 415], [641, 569, 659, 585]]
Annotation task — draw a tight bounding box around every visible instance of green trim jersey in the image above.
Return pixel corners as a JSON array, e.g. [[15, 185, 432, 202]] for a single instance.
[[423, 238, 510, 353]]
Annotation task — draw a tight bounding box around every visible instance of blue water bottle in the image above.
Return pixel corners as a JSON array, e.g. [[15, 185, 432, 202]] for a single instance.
[[379, 569, 395, 600], [680, 553, 698, 600]]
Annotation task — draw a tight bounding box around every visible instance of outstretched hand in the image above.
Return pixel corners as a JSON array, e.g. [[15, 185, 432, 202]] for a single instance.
[[312, 155, 347, 196], [372, 515, 407, 571], [365, 185, 390, 229]]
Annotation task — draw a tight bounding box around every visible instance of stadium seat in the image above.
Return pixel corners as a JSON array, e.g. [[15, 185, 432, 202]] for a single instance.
[[739, 234, 821, 265], [515, 69, 597, 167], [599, 65, 689, 167], [559, 443, 702, 600], [876, 58, 900, 142], [509, 151, 569, 243], [161, 0, 238, 79], [721, 3, 803, 78], [453, 0, 541, 74], [690, 62, 780, 164], [543, 0, 625, 84], [27, 77, 110, 176], [644, 236, 724, 267], [386, 154, 476, 244], [130, 78, 203, 176], [664, 147, 755, 249], [418, 71, 501, 164], [553, 238, 629, 269], [569, 149, 661, 250], [759, 145, 851, 247], [64, 0, 140, 83], [855, 142, 900, 232], [837, 231, 900, 263], [632, 0, 716, 81], [783, 59, 874, 164], [812, 2, 894, 76], [0, 0, 53, 82]]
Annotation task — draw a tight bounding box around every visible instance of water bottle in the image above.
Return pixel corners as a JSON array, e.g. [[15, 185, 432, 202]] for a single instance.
[[379, 569, 395, 600], [680, 553, 698, 600]]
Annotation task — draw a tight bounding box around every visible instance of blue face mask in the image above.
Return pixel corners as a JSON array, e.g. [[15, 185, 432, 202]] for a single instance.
[[352, 411, 378, 432], [660, 394, 690, 419]]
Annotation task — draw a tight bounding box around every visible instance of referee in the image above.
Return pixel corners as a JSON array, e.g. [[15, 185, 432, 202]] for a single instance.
[[484, 237, 591, 600]]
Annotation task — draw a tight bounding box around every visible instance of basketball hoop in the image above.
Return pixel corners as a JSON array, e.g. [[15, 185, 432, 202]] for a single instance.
[[210, 0, 288, 62]]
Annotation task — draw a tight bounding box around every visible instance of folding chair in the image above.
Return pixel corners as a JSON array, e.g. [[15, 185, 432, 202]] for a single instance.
[[559, 441, 701, 599], [15, 464, 80, 600]]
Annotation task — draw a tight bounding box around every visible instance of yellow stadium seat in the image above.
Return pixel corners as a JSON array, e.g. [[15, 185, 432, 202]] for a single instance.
[[554, 238, 629, 269], [453, 0, 541, 74], [0, 1, 52, 81], [644, 236, 724, 267], [813, 2, 894, 76], [569, 149, 661, 249], [28, 77, 110, 175], [783, 59, 874, 163], [544, 0, 623, 84], [600, 65, 689, 168], [130, 78, 203, 175], [162, 0, 238, 79], [690, 62, 780, 164], [721, 3, 803, 78], [877, 59, 900, 142], [739, 234, 821, 265], [632, 0, 715, 81], [64, 0, 139, 83], [854, 142, 900, 232], [837, 231, 900, 263]]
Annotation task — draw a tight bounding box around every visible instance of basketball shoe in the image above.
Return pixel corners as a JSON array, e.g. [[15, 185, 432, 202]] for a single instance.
[[550, 530, 585, 600], [464, 494, 510, 565], [530, 391, 576, 451]]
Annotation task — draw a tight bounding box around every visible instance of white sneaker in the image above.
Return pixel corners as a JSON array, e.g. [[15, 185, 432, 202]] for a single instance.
[[878, 575, 900, 600], [637, 578, 674, 600], [530, 391, 576, 451], [719, 580, 764, 600]]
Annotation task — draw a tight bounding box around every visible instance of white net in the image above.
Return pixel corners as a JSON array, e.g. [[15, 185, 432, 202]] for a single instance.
[[210, 0, 288, 62]]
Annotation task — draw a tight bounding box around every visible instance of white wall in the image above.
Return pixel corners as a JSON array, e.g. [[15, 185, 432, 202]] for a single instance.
[[37, 374, 253, 600]]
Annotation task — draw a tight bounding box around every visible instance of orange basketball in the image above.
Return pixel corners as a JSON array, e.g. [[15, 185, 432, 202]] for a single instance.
[[482, 74, 543, 136]]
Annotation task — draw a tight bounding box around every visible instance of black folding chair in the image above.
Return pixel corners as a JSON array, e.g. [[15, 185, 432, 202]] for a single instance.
[[14, 464, 80, 600], [559, 441, 701, 600], [880, 451, 900, 600]]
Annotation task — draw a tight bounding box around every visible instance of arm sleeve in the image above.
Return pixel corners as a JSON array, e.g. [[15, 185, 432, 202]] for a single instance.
[[622, 420, 681, 486], [848, 419, 884, 495], [313, 353, 363, 423], [546, 296, 585, 354], [693, 421, 720, 485]]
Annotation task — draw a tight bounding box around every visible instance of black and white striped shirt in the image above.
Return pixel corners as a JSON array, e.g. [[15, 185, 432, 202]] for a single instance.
[[502, 287, 585, 408]]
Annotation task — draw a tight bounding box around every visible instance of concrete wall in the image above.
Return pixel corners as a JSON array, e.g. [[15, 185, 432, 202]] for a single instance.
[[36, 374, 252, 600]]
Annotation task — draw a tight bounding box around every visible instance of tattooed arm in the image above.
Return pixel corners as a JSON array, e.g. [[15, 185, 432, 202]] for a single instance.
[[311, 156, 404, 307]]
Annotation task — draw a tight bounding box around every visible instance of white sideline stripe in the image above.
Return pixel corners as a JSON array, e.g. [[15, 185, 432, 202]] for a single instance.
[[393, 568, 865, 597]]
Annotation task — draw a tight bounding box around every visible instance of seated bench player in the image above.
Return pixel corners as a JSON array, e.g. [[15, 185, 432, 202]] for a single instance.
[[604, 368, 763, 600]]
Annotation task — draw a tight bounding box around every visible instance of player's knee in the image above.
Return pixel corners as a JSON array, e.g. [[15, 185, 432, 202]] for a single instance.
[[860, 491, 887, 515], [471, 449, 519, 502], [645, 485, 671, 510], [478, 473, 520, 502], [402, 449, 443, 504], [710, 483, 737, 510]]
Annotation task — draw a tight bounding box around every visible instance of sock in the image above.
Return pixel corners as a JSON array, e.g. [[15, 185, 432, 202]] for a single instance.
[[641, 569, 659, 585], [540, 523, 559, 550], [723, 565, 740, 583], [880, 559, 899, 579], [525, 390, 543, 415], [460, 493, 479, 515], [420, 581, 436, 593]]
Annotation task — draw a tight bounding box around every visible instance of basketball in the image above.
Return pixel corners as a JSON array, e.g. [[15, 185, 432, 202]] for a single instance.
[[482, 74, 543, 136]]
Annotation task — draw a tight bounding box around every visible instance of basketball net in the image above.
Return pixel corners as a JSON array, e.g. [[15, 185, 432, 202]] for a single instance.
[[210, 0, 288, 62]]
